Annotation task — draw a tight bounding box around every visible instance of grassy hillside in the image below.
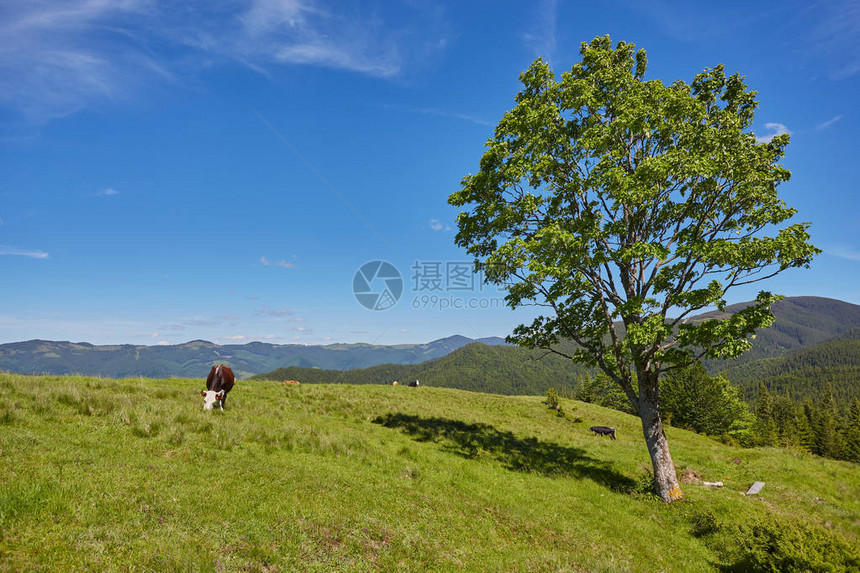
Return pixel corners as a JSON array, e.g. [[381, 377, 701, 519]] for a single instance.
[[250, 341, 591, 395], [1, 373, 858, 571]]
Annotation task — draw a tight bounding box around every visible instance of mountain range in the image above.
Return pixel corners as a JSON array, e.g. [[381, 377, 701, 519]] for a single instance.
[[250, 297, 860, 403], [3, 297, 860, 402], [0, 335, 507, 379], [700, 296, 860, 366]]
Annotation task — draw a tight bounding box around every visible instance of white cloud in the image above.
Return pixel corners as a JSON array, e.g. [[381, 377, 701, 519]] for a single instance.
[[809, 1, 860, 80], [273, 41, 400, 78], [0, 0, 168, 121], [260, 255, 296, 268], [182, 319, 220, 327], [429, 218, 451, 232], [242, 0, 311, 35], [156, 340, 170, 346], [230, 0, 405, 76], [755, 122, 791, 143], [0, 1, 452, 122], [826, 246, 860, 262], [257, 306, 294, 317], [225, 335, 247, 341], [411, 107, 491, 127], [0, 245, 49, 259], [96, 187, 119, 196], [816, 115, 844, 130], [521, 0, 558, 60]]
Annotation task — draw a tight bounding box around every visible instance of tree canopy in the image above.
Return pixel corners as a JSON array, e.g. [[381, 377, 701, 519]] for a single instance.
[[449, 36, 819, 502]]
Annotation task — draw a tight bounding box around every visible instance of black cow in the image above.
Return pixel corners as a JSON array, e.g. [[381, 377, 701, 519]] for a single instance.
[[589, 425, 616, 440], [408, 380, 420, 387], [201, 364, 235, 410]]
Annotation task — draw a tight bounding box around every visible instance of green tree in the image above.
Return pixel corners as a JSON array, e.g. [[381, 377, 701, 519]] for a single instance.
[[844, 398, 860, 463], [813, 388, 844, 459], [449, 36, 819, 502], [802, 400, 819, 452], [574, 374, 596, 403], [661, 363, 753, 441], [769, 393, 810, 451], [575, 372, 636, 414], [753, 386, 778, 447]]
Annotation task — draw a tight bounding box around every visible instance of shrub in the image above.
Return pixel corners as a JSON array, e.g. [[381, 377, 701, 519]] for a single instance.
[[545, 387, 566, 418], [691, 510, 860, 572], [734, 517, 860, 572], [545, 388, 560, 410], [689, 509, 719, 538]]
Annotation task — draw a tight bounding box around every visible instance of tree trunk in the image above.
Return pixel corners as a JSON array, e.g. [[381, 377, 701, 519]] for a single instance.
[[638, 375, 683, 503]]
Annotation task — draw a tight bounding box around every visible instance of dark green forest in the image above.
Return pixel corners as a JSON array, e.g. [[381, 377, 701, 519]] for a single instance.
[[720, 328, 860, 408], [251, 341, 591, 396]]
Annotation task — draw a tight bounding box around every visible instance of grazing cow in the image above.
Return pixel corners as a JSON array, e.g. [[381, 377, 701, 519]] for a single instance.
[[201, 364, 235, 410], [392, 381, 399, 386], [589, 425, 616, 440], [283, 379, 301, 385], [408, 380, 420, 388]]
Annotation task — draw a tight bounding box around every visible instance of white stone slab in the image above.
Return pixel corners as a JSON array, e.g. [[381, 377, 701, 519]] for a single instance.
[[745, 481, 765, 495]]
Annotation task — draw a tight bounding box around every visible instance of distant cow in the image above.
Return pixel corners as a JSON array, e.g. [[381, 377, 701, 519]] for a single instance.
[[392, 381, 399, 386], [283, 379, 301, 385], [201, 365, 235, 410], [589, 425, 616, 440], [408, 380, 420, 388]]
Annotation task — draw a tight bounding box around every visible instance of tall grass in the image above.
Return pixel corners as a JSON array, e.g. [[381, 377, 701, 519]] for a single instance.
[[0, 373, 857, 571]]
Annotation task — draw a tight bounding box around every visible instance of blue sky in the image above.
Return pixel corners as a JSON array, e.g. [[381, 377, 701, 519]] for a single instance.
[[1, 0, 859, 346]]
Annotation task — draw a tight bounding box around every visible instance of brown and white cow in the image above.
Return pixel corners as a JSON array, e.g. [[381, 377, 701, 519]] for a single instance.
[[201, 364, 235, 410]]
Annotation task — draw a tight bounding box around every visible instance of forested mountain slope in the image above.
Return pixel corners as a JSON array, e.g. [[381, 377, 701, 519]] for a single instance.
[[702, 296, 860, 369], [251, 341, 590, 395], [721, 328, 860, 407]]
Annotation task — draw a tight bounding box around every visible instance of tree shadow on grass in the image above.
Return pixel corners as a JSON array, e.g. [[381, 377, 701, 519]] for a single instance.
[[374, 413, 636, 493]]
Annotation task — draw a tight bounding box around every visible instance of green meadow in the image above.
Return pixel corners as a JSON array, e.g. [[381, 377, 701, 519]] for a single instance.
[[1, 373, 858, 572]]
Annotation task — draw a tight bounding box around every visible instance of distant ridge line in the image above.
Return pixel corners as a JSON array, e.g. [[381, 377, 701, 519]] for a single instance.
[[3, 296, 860, 382]]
